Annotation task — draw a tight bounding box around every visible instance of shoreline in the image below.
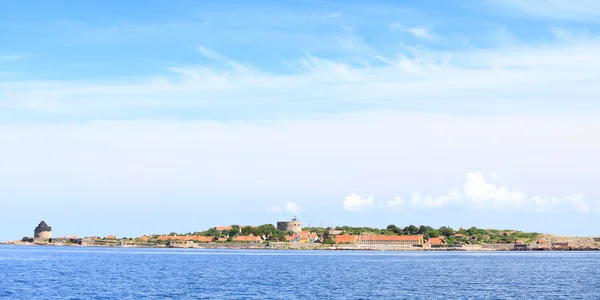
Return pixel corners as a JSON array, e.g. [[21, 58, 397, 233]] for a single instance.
[[2, 241, 599, 252]]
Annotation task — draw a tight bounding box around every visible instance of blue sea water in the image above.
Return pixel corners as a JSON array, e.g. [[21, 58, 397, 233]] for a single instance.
[[1, 246, 599, 299]]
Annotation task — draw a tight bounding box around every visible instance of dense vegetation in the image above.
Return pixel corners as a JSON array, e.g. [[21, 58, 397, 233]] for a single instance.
[[191, 224, 290, 242], [144, 224, 540, 244]]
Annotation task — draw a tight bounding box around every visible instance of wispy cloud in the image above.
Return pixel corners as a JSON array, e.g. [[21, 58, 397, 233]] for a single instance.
[[3, 36, 600, 118], [0, 54, 25, 61], [390, 23, 434, 40]]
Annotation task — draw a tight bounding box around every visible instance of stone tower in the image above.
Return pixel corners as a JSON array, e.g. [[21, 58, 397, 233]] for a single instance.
[[276, 216, 302, 233], [34, 220, 52, 239]]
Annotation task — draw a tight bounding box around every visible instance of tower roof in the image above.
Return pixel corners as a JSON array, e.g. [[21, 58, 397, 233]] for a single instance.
[[35, 220, 52, 232]]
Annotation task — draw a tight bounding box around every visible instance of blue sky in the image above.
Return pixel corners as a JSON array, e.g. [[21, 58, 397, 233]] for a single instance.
[[1, 0, 600, 240]]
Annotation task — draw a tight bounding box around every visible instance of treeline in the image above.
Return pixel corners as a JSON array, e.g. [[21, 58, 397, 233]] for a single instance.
[[189, 224, 290, 242], [159, 224, 540, 245], [309, 225, 539, 244]]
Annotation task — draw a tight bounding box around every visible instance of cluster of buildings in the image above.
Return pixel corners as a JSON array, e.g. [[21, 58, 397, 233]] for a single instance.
[[19, 218, 438, 248], [26, 218, 595, 250]]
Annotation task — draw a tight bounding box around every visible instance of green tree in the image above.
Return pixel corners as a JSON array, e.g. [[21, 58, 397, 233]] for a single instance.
[[323, 238, 335, 244], [404, 225, 419, 235], [438, 226, 455, 237]]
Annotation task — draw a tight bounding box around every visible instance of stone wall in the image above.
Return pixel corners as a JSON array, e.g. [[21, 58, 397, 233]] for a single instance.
[[36, 231, 52, 239]]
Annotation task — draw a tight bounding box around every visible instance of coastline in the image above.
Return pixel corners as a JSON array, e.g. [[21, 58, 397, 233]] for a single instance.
[[2, 241, 599, 252]]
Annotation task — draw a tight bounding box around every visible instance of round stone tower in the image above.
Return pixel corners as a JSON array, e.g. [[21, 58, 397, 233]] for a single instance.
[[276, 216, 302, 233], [34, 220, 52, 239]]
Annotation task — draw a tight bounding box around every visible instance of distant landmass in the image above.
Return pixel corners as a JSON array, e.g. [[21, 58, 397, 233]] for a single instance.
[[4, 218, 600, 251]]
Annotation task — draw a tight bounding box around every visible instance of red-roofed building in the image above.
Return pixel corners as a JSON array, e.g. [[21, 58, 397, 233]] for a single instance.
[[429, 237, 445, 245], [106, 235, 116, 240], [454, 233, 463, 238], [334, 235, 358, 244], [190, 236, 213, 243], [288, 231, 320, 243], [216, 226, 233, 231], [233, 235, 262, 243], [357, 235, 424, 246]]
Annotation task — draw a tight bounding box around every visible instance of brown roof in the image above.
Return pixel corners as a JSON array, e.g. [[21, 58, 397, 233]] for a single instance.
[[216, 226, 233, 231], [429, 237, 444, 245], [233, 236, 261, 242], [190, 236, 213, 242], [357, 235, 422, 241], [334, 235, 357, 244]]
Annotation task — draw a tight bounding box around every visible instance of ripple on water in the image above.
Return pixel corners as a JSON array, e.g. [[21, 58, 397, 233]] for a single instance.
[[0, 246, 599, 299]]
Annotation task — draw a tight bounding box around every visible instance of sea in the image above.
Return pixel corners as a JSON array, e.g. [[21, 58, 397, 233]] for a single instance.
[[1, 245, 599, 299]]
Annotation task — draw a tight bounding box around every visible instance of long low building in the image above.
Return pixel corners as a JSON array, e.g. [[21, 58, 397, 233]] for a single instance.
[[334, 235, 424, 246]]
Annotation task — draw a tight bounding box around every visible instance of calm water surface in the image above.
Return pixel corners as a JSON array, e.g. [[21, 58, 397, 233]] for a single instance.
[[1, 245, 599, 299]]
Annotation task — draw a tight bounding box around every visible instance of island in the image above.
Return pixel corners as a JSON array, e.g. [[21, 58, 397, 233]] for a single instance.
[[3, 217, 600, 251]]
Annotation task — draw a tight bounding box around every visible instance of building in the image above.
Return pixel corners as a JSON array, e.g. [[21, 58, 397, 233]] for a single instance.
[[288, 231, 320, 243], [334, 235, 358, 244], [329, 230, 343, 236], [357, 235, 424, 246], [276, 216, 302, 233], [167, 240, 195, 248], [34, 221, 52, 239], [429, 237, 445, 245], [333, 235, 424, 246], [233, 235, 262, 243]]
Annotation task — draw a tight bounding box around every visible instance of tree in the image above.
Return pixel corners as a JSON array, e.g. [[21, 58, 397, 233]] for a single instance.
[[438, 226, 455, 237], [323, 238, 335, 245], [404, 225, 419, 235], [241, 226, 255, 236]]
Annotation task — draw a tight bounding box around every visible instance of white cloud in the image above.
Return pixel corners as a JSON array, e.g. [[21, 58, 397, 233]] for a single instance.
[[490, 172, 497, 179], [284, 202, 298, 213], [390, 23, 433, 40], [0, 113, 599, 212], [389, 172, 596, 213], [387, 196, 404, 208], [463, 172, 525, 208], [343, 193, 374, 212], [2, 34, 600, 117]]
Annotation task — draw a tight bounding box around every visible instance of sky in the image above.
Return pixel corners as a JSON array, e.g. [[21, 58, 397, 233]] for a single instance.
[[1, 0, 600, 240]]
